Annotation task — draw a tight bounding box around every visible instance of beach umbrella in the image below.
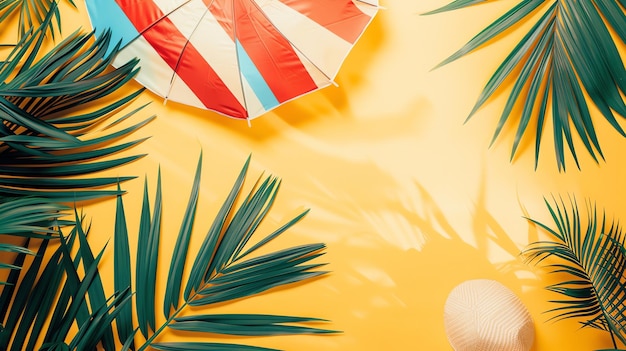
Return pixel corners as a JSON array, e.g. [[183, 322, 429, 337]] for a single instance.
[[84, 0, 379, 121]]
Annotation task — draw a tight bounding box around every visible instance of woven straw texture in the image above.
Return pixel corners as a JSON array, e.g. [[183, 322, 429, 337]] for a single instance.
[[444, 279, 535, 351]]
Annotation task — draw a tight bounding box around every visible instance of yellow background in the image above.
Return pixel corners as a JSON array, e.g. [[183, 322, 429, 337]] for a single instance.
[[6, 0, 626, 349]]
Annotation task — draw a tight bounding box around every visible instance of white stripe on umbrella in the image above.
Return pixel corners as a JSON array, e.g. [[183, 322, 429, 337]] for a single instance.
[[146, 0, 295, 117], [151, 0, 188, 16], [86, 0, 205, 109], [159, 0, 251, 111], [257, 0, 353, 79], [354, 0, 379, 17]]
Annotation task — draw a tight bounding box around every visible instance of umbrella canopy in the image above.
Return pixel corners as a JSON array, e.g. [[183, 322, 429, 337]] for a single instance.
[[85, 0, 379, 120]]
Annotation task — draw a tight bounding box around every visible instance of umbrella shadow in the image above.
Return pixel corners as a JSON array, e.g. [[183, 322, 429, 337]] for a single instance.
[[152, 83, 429, 153], [270, 10, 387, 127]]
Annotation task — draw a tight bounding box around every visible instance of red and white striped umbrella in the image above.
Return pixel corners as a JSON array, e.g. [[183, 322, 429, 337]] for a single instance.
[[85, 0, 379, 121]]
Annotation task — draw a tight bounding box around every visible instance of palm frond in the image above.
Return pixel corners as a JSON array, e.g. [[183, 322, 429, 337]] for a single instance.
[[1, 3, 147, 350], [135, 170, 161, 337], [0, 209, 130, 351], [0, 11, 152, 202], [421, 0, 488, 15], [0, 0, 75, 40], [0, 197, 66, 236], [114, 183, 134, 350], [0, 237, 54, 349], [425, 0, 626, 171], [0, 197, 66, 288], [524, 197, 626, 347], [113, 154, 334, 351], [151, 342, 280, 351], [170, 314, 335, 336]]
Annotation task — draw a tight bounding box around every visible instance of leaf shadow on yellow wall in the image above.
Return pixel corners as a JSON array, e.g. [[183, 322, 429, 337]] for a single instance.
[[291, 160, 618, 350]]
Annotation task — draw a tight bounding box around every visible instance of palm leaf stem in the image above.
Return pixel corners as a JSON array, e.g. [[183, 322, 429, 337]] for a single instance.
[[138, 287, 315, 350], [137, 299, 187, 351], [611, 328, 618, 349]]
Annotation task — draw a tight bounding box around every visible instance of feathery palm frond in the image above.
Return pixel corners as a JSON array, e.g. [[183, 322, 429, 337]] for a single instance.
[[0, 208, 131, 351], [0, 197, 67, 287], [0, 0, 75, 40], [0, 9, 152, 203], [425, 0, 626, 171], [114, 154, 335, 351], [0, 4, 150, 346], [524, 197, 626, 349]]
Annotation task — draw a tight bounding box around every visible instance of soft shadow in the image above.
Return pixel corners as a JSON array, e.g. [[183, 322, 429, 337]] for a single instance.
[[291, 160, 617, 350], [272, 6, 387, 127]]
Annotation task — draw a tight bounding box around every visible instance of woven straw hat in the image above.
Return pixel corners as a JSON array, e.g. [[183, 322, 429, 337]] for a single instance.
[[443, 279, 535, 351]]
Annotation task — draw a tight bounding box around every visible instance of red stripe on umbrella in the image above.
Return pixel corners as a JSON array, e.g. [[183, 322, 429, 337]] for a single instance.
[[208, 0, 319, 103], [116, 0, 247, 118], [280, 0, 373, 44]]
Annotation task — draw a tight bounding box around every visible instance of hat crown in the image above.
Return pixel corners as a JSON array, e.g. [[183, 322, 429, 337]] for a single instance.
[[444, 279, 535, 351]]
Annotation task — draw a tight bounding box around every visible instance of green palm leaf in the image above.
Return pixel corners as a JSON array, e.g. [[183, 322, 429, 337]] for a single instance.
[[0, 11, 151, 202], [0, 197, 66, 288], [0, 0, 74, 40], [0, 237, 49, 340], [136, 170, 162, 337], [524, 197, 626, 348], [113, 154, 334, 351], [0, 209, 131, 351], [170, 314, 335, 336], [0, 197, 66, 236], [425, 0, 626, 170], [0, 3, 147, 350], [114, 183, 134, 350], [151, 342, 279, 351], [163, 154, 202, 318]]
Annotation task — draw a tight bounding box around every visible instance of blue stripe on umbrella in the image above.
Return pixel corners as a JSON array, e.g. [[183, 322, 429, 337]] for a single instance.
[[85, 0, 139, 54], [235, 41, 280, 111]]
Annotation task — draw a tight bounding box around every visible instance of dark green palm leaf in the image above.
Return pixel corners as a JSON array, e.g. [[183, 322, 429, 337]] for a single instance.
[[152, 342, 280, 351], [68, 288, 132, 351], [43, 213, 126, 351], [1, 4, 148, 350], [0, 0, 74, 40], [171, 314, 335, 336], [421, 0, 488, 15], [0, 237, 48, 345], [0, 240, 28, 318], [114, 183, 134, 350], [0, 197, 65, 236], [0, 205, 135, 351], [113, 155, 334, 351], [524, 197, 626, 347], [135, 170, 162, 337], [0, 197, 65, 295], [0, 13, 151, 202], [163, 154, 202, 318], [425, 0, 626, 170], [0, 261, 27, 275], [73, 209, 116, 350]]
